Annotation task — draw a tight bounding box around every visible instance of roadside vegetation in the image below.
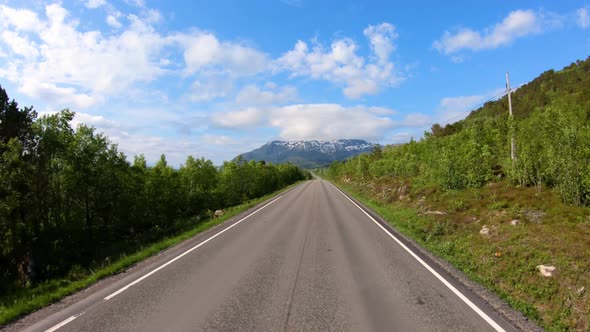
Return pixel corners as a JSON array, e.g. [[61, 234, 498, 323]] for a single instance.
[[324, 57, 590, 330], [0, 85, 311, 325], [0, 182, 303, 326]]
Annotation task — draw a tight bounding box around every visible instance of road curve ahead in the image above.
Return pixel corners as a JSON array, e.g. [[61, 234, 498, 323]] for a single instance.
[[25, 179, 518, 332]]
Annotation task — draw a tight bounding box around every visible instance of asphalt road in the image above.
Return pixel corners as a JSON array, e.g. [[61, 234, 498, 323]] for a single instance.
[[21, 179, 519, 332]]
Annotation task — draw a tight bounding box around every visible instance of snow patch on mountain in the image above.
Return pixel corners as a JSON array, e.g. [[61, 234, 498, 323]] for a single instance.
[[263, 139, 374, 154], [237, 139, 376, 168]]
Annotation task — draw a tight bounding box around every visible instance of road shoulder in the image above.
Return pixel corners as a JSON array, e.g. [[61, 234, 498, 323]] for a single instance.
[[328, 180, 542, 332]]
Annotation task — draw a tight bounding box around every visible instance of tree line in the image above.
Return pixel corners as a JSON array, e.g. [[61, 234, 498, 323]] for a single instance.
[[0, 86, 310, 290], [327, 57, 590, 206]]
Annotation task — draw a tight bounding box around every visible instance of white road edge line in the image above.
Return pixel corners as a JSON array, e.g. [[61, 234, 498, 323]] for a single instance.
[[104, 195, 283, 301], [45, 312, 83, 332], [43, 195, 283, 332], [329, 183, 506, 332]]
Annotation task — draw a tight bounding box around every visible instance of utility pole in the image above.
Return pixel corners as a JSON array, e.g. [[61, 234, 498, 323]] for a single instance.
[[506, 72, 515, 160]]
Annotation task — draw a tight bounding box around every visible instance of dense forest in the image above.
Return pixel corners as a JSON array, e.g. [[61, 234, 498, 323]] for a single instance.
[[0, 86, 310, 291], [328, 56, 590, 206]]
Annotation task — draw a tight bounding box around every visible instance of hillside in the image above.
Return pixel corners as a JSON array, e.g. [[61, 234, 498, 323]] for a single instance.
[[429, 56, 590, 138], [237, 139, 375, 169], [324, 56, 590, 330], [469, 56, 590, 121]]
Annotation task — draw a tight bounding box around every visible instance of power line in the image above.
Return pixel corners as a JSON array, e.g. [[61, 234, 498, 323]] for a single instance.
[[431, 81, 526, 130], [394, 80, 526, 143], [437, 90, 507, 127]]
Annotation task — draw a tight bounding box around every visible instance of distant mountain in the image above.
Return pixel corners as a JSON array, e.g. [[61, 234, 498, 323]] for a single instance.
[[236, 139, 376, 169]]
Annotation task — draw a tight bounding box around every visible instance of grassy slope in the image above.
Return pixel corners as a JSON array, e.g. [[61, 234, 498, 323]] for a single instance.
[[331, 178, 590, 331], [467, 57, 590, 122], [0, 181, 304, 326]]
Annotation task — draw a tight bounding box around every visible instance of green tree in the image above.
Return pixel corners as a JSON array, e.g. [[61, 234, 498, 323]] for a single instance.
[[179, 156, 219, 215]]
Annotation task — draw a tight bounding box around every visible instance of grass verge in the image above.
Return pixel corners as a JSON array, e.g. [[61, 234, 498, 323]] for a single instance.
[[0, 181, 305, 326], [330, 179, 590, 331]]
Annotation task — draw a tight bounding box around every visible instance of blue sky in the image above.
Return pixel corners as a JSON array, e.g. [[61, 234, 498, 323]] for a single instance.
[[0, 0, 589, 165]]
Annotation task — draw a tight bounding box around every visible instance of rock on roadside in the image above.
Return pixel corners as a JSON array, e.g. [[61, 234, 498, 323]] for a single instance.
[[537, 265, 556, 277], [480, 225, 490, 235]]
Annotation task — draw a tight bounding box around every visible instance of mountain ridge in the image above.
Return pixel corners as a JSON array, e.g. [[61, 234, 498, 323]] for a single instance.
[[237, 139, 375, 169]]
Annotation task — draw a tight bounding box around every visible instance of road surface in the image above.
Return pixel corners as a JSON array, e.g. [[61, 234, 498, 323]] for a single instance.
[[21, 179, 519, 331]]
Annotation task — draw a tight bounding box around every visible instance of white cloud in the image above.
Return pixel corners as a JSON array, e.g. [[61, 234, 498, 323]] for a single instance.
[[0, 4, 170, 108], [115, 132, 203, 165], [126, 0, 146, 8], [201, 134, 238, 145], [236, 84, 297, 106], [209, 103, 429, 141], [71, 112, 120, 129], [211, 107, 268, 129], [106, 15, 122, 28], [1, 31, 39, 58], [364, 106, 396, 116], [436, 87, 506, 122], [85, 0, 107, 9], [363, 22, 397, 64], [270, 104, 395, 140], [343, 79, 379, 99], [402, 113, 431, 127], [112, 131, 264, 165], [391, 132, 412, 143], [20, 81, 97, 109], [0, 4, 405, 113], [0, 4, 44, 32], [275, 23, 402, 99], [577, 8, 590, 29], [439, 88, 506, 123], [434, 10, 544, 54], [177, 33, 268, 76], [437, 95, 484, 122], [144, 9, 163, 24], [0, 3, 273, 109], [89, 119, 256, 165], [190, 77, 234, 102], [45, 108, 225, 165]]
